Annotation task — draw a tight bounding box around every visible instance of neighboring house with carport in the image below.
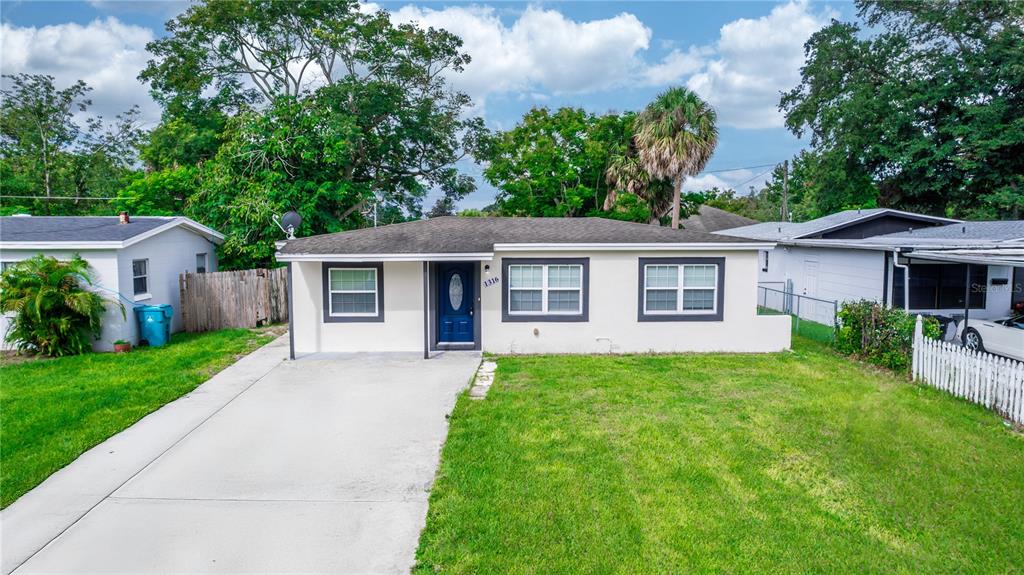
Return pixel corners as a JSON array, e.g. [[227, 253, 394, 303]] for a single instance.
[[718, 209, 1024, 328], [276, 216, 791, 358], [0, 214, 223, 351]]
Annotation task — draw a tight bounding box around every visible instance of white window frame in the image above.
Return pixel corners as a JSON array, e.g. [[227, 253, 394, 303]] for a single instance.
[[196, 252, 208, 274], [132, 259, 150, 299], [643, 263, 719, 315], [508, 263, 583, 316], [327, 267, 379, 317]]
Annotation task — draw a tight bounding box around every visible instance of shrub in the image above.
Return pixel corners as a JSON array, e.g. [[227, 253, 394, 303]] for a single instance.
[[835, 300, 940, 372], [0, 255, 123, 357]]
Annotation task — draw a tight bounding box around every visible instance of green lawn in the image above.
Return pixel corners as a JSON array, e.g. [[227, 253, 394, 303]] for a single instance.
[[0, 328, 274, 508], [415, 338, 1024, 574]]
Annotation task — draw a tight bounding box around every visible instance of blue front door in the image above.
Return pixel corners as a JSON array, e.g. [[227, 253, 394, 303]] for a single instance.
[[438, 263, 474, 343]]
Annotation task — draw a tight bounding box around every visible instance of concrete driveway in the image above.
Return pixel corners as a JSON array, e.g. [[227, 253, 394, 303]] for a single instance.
[[5, 340, 479, 574]]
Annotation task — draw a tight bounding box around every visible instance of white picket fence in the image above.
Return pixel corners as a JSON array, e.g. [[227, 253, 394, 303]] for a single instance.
[[912, 315, 1024, 425]]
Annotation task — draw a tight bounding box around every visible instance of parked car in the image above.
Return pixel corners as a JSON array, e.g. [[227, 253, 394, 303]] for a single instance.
[[958, 315, 1024, 362]]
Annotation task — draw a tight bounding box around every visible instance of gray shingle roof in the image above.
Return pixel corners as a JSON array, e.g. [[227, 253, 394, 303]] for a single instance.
[[680, 206, 757, 233], [280, 216, 759, 255], [0, 216, 176, 243], [872, 221, 1024, 241], [717, 208, 956, 241]]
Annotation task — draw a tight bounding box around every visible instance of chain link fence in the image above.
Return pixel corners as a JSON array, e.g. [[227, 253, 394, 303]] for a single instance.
[[757, 284, 838, 344]]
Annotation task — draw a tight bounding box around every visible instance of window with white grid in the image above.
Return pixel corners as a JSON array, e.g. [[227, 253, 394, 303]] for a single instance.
[[643, 263, 718, 315], [507, 263, 584, 316]]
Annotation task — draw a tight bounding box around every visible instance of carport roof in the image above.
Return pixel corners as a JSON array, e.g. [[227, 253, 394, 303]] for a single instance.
[[278, 216, 767, 259]]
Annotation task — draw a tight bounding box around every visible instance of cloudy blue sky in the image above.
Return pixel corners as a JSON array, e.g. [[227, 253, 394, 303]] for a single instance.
[[1, 0, 854, 209]]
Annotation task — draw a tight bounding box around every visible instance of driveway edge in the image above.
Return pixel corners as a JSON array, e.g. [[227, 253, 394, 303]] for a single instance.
[[0, 335, 289, 575]]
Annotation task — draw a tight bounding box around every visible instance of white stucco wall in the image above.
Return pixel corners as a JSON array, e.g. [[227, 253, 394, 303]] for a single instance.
[[0, 249, 122, 351], [289, 250, 791, 355], [481, 250, 790, 354], [117, 225, 219, 339], [291, 260, 426, 354]]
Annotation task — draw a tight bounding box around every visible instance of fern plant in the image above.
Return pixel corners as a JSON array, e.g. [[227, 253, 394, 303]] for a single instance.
[[0, 255, 123, 356]]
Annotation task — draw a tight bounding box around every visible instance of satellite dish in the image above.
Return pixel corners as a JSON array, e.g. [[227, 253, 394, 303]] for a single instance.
[[273, 210, 302, 239]]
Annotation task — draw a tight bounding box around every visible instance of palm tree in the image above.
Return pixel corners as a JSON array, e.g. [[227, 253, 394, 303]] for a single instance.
[[604, 142, 672, 224], [0, 255, 122, 356], [634, 87, 718, 228]]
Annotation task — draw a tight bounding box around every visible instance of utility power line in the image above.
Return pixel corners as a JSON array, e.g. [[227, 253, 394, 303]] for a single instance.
[[0, 194, 118, 199]]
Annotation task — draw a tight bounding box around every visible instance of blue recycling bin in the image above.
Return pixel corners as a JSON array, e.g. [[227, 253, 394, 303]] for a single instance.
[[135, 304, 174, 347]]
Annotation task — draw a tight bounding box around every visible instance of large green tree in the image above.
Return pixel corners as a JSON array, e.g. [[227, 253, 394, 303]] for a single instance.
[[0, 74, 143, 215], [137, 0, 485, 267], [781, 0, 1024, 219], [633, 87, 718, 228], [482, 107, 633, 218]]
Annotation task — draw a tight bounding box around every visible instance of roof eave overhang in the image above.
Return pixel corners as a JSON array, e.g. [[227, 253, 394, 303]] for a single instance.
[[493, 242, 775, 251], [0, 241, 123, 250], [905, 252, 1024, 267], [275, 252, 494, 262]]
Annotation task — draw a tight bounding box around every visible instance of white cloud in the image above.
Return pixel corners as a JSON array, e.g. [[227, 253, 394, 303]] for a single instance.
[[642, 46, 709, 86], [389, 5, 652, 110], [390, 1, 833, 129], [682, 167, 774, 193], [686, 1, 835, 129], [1, 17, 160, 127]]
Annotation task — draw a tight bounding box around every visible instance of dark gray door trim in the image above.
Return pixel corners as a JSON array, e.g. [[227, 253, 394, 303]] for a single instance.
[[431, 262, 482, 351]]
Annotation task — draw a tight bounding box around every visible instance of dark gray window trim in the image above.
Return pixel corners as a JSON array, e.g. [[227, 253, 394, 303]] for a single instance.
[[322, 262, 385, 323], [501, 257, 589, 323], [638, 257, 725, 322]]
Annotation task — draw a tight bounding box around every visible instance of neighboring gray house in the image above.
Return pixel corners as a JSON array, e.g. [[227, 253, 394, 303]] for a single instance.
[[718, 209, 1024, 327], [0, 214, 223, 351]]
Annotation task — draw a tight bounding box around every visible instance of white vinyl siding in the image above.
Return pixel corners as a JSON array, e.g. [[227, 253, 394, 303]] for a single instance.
[[644, 263, 718, 314], [508, 263, 582, 315], [328, 268, 378, 316]]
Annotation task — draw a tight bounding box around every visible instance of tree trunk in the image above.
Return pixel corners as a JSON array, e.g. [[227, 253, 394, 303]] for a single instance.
[[670, 176, 682, 229]]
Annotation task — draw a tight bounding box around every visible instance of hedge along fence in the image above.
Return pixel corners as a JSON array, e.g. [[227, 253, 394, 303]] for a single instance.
[[835, 300, 941, 373]]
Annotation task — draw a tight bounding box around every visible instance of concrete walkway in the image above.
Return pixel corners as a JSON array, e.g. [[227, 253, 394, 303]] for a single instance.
[[3, 338, 480, 574]]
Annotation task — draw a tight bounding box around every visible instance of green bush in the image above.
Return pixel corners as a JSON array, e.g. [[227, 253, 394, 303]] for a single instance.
[[835, 300, 940, 372], [0, 255, 123, 357]]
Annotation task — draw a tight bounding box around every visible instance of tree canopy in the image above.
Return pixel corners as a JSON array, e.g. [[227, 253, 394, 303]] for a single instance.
[[781, 0, 1024, 219], [130, 0, 486, 267], [481, 107, 633, 218], [0, 74, 143, 216]]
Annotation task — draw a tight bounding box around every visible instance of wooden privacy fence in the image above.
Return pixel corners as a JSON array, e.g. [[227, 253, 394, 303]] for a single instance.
[[179, 267, 288, 332], [912, 315, 1024, 425]]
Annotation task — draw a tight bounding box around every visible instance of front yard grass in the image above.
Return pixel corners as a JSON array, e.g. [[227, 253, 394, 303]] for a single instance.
[[0, 328, 275, 508], [416, 337, 1024, 574]]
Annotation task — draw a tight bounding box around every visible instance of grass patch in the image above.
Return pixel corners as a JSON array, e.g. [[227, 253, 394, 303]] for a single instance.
[[416, 337, 1024, 574], [0, 328, 274, 508]]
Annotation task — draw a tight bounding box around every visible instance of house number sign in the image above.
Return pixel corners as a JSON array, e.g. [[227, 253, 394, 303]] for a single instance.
[[483, 277, 500, 288]]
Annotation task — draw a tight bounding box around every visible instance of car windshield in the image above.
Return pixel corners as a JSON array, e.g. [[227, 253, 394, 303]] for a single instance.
[[1009, 315, 1024, 329]]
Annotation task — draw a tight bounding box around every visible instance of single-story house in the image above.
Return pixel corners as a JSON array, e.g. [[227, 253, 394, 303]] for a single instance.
[[276, 217, 791, 358], [718, 209, 1024, 327], [0, 214, 223, 351]]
